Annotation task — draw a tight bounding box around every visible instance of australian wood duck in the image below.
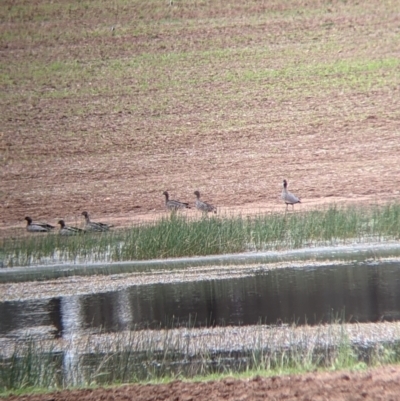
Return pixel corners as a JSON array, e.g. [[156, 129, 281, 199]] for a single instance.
[[82, 211, 113, 232], [281, 179, 301, 210], [194, 190, 217, 214], [58, 220, 85, 236], [163, 191, 190, 211], [25, 216, 54, 232]]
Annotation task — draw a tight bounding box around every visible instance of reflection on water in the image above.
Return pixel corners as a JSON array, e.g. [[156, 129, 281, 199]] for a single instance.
[[1, 261, 400, 338]]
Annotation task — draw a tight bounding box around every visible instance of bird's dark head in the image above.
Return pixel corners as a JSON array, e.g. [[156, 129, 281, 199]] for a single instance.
[[25, 216, 32, 224], [82, 211, 88, 217], [58, 220, 65, 228], [283, 179, 288, 188], [194, 190, 200, 198], [163, 191, 169, 198]]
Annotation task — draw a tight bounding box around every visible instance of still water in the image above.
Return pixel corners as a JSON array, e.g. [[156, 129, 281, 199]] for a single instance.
[[1, 260, 400, 338]]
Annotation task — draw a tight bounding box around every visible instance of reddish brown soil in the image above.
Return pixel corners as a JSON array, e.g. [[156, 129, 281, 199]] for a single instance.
[[2, 0, 400, 238], [3, 365, 400, 401]]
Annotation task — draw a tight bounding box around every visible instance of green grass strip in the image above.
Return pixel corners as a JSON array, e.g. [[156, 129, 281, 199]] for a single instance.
[[2, 203, 400, 268]]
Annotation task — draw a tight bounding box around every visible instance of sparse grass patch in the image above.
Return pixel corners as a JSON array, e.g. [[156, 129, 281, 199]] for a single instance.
[[1, 323, 400, 394]]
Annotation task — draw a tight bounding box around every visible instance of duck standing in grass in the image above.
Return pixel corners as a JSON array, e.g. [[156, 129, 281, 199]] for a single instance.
[[25, 216, 55, 232], [58, 220, 85, 236], [81, 211, 113, 232], [194, 190, 217, 214], [163, 191, 190, 211], [281, 179, 301, 210]]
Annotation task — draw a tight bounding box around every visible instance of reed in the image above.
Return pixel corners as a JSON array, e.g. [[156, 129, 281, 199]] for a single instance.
[[2, 323, 400, 395], [0, 339, 61, 392], [2, 203, 400, 268]]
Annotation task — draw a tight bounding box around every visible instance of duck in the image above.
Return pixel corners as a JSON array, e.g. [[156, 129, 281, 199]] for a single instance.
[[163, 191, 190, 211], [58, 220, 85, 236], [281, 179, 301, 210], [25, 216, 54, 232], [81, 211, 113, 232], [194, 190, 217, 214]]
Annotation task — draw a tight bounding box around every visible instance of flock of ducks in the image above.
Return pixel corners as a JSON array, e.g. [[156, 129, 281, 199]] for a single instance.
[[24, 212, 114, 235], [163, 190, 218, 213], [24, 181, 301, 235], [163, 181, 300, 212]]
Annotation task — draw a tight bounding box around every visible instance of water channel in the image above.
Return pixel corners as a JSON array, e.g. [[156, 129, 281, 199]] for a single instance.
[[2, 259, 400, 339]]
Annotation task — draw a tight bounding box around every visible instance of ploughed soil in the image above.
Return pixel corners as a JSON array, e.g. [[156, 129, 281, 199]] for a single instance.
[[1, 0, 400, 238], [2, 0, 400, 398], [4, 365, 400, 400]]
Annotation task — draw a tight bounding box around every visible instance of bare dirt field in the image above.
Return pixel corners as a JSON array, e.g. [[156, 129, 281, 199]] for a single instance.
[[1, 0, 400, 238], [3, 365, 400, 401], [1, 0, 400, 398]]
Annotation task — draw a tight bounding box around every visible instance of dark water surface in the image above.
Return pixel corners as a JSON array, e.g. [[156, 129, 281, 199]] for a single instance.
[[1, 261, 400, 338]]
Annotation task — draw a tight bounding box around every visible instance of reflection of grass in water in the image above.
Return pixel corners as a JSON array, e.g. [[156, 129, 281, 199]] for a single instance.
[[2, 202, 400, 268], [2, 322, 400, 394]]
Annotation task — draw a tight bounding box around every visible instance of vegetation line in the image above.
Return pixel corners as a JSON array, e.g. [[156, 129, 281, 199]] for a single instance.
[[2, 203, 400, 269]]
